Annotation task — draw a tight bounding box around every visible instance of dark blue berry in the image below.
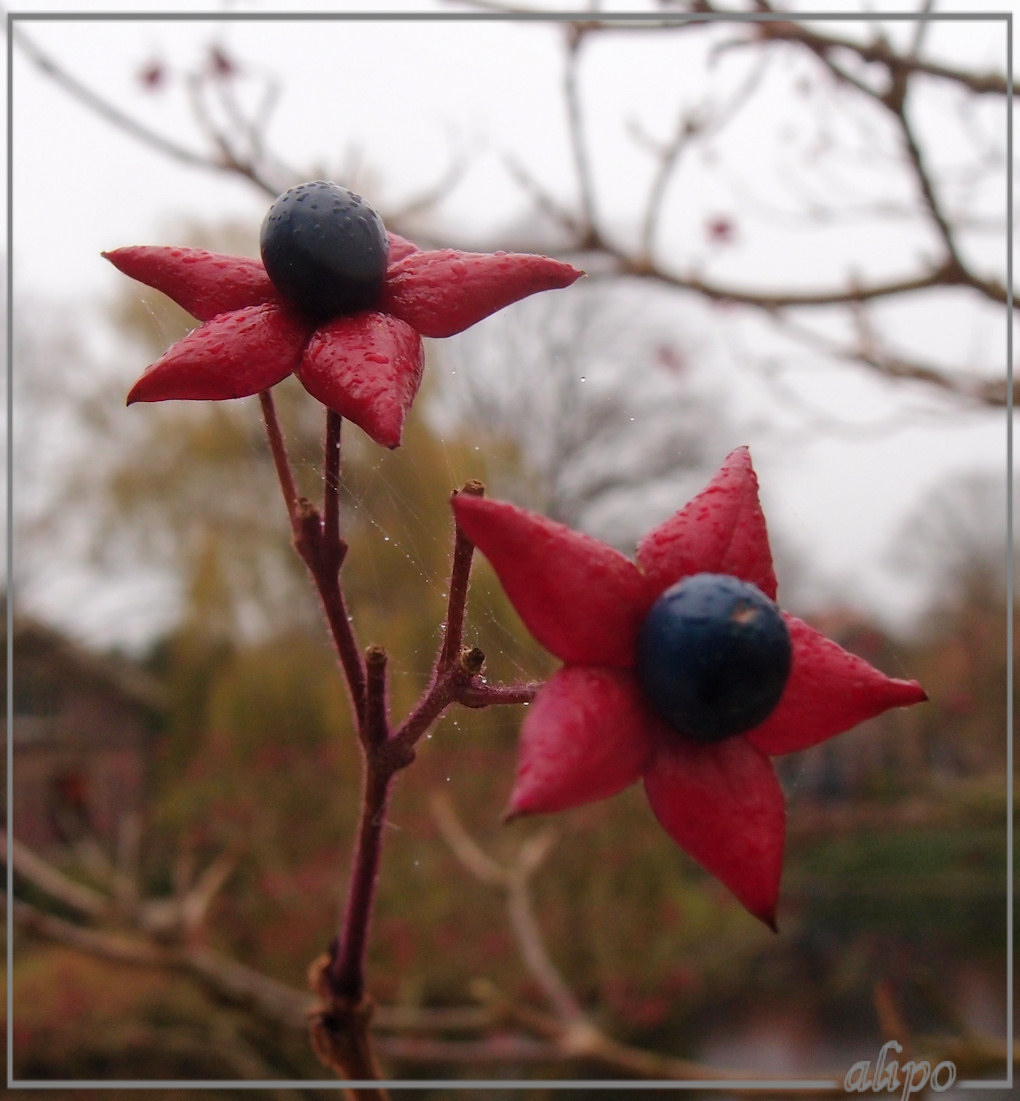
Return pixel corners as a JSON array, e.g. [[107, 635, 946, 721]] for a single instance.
[[260, 181, 388, 322], [637, 573, 791, 743]]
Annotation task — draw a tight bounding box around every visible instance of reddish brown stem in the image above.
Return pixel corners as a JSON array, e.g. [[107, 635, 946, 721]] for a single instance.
[[259, 390, 300, 524], [459, 680, 542, 709], [259, 393, 366, 721], [438, 480, 485, 669], [329, 758, 392, 999], [314, 564, 367, 724], [392, 663, 465, 751], [394, 483, 543, 752], [362, 644, 391, 749], [388, 485, 483, 751]]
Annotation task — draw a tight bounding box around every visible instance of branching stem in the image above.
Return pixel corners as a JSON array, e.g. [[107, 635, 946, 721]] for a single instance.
[[258, 400, 541, 1085]]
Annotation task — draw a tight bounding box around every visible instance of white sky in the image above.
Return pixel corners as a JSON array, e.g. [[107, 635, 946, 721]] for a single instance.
[[6, 0, 1016, 647]]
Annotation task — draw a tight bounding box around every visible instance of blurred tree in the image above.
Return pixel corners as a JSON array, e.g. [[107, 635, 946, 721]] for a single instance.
[[895, 468, 1014, 617], [431, 277, 733, 549], [889, 469, 1014, 778]]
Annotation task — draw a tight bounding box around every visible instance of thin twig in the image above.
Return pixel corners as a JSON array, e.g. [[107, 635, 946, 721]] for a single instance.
[[391, 485, 541, 752], [3, 834, 108, 920], [363, 645, 390, 750], [258, 390, 300, 525], [752, 15, 1013, 98], [638, 109, 697, 261], [11, 24, 279, 195], [771, 311, 1013, 406], [458, 679, 542, 709], [501, 154, 585, 239], [431, 794, 583, 1025], [563, 24, 599, 244], [638, 47, 770, 260], [438, 480, 484, 669], [260, 398, 366, 719]]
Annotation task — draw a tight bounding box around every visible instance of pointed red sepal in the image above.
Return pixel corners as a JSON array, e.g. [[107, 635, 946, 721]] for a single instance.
[[126, 304, 309, 404], [381, 249, 584, 338], [644, 736, 784, 929], [745, 614, 928, 757], [506, 667, 654, 817], [295, 312, 424, 449], [103, 246, 279, 322], [452, 496, 653, 667], [386, 232, 419, 264], [637, 447, 779, 601]]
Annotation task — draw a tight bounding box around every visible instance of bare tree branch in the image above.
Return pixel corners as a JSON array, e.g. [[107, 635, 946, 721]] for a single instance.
[[431, 795, 851, 1092], [11, 23, 286, 196], [4, 834, 109, 920], [752, 14, 1013, 98], [769, 310, 1014, 407], [11, 824, 1015, 1083], [17, 9, 1011, 406]]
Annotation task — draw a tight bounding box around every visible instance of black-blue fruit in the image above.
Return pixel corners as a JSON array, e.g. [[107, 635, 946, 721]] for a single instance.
[[260, 181, 389, 321], [637, 573, 792, 743]]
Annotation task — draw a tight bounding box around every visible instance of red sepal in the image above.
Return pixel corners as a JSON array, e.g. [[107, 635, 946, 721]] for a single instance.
[[452, 496, 653, 667], [295, 312, 424, 449], [103, 246, 278, 322], [507, 667, 654, 816], [745, 614, 928, 757], [637, 447, 779, 601], [126, 304, 308, 404], [382, 249, 584, 338], [386, 232, 419, 264], [644, 736, 784, 929]]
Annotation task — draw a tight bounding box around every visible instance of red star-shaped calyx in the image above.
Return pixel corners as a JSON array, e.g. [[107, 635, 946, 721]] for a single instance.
[[104, 189, 582, 449], [452, 448, 927, 928]]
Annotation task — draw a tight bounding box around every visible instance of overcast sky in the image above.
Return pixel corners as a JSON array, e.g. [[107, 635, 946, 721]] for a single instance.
[[7, 0, 1016, 647]]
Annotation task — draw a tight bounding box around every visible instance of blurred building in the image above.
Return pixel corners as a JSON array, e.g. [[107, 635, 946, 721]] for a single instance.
[[6, 614, 164, 852]]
